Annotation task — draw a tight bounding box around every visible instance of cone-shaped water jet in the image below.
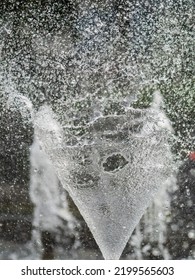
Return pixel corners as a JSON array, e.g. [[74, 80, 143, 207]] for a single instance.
[[34, 93, 173, 259]]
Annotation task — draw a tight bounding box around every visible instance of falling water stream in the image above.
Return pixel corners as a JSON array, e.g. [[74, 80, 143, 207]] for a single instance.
[[29, 137, 78, 259]]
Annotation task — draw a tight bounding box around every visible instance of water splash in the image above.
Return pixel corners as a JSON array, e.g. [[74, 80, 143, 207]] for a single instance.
[[34, 92, 173, 259]]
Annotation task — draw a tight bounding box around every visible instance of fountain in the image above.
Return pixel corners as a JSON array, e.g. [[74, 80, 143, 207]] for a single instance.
[[1, 90, 175, 260], [33, 91, 173, 259], [0, 1, 194, 260]]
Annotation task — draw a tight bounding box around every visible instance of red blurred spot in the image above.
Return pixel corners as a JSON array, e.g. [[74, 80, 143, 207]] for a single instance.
[[189, 152, 195, 161]]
